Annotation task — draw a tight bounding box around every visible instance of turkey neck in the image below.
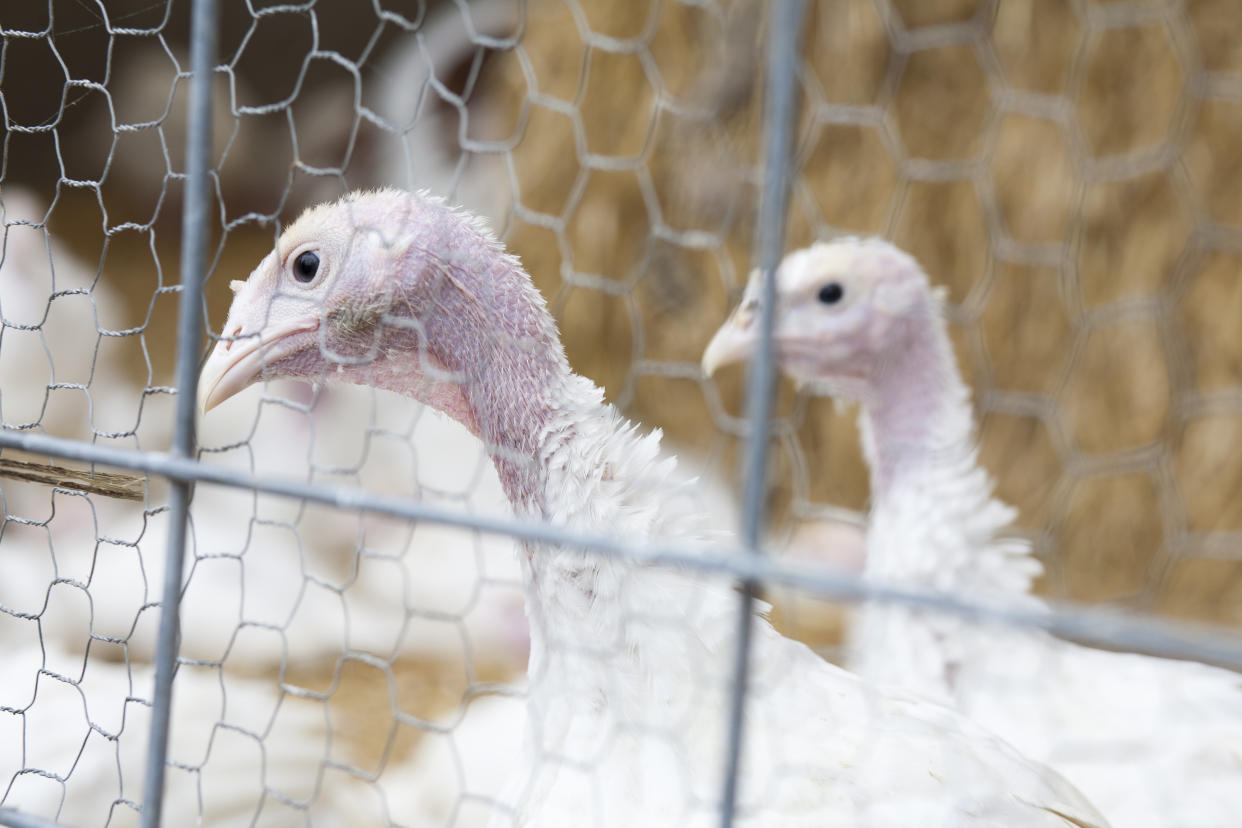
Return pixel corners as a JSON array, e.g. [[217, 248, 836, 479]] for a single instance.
[[397, 245, 743, 716], [859, 308, 975, 506], [849, 305, 1039, 602], [847, 309, 1040, 696], [509, 374, 743, 717]]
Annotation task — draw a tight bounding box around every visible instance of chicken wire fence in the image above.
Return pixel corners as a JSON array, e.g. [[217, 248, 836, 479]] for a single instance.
[[0, 0, 1241, 826]]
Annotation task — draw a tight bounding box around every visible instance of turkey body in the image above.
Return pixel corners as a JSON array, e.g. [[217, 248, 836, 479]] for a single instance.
[[486, 389, 1102, 828]]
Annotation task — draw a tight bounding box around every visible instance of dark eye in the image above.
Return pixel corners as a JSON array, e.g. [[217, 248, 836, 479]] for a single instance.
[[817, 282, 844, 305], [293, 251, 320, 283]]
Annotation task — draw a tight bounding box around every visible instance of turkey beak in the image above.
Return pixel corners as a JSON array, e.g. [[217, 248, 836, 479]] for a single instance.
[[199, 314, 320, 413], [702, 299, 759, 377]]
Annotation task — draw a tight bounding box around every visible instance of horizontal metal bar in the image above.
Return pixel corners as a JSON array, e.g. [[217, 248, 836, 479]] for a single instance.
[[3, 428, 1242, 672], [0, 808, 68, 828]]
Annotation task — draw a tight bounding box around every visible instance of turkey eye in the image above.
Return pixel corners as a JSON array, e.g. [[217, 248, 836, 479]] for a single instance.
[[293, 251, 320, 283], [817, 282, 844, 305]]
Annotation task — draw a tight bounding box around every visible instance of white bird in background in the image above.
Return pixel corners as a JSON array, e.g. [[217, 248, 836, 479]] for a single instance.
[[702, 236, 1242, 828], [0, 382, 527, 673], [370, 0, 517, 228], [0, 188, 140, 443], [176, 379, 528, 671], [198, 188, 1107, 827], [0, 638, 358, 828]]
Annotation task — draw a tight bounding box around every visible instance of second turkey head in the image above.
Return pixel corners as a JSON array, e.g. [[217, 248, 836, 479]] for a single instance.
[[702, 237, 943, 402]]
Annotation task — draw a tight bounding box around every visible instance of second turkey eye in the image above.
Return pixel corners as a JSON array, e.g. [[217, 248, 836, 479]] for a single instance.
[[293, 251, 320, 283], [817, 282, 843, 304]]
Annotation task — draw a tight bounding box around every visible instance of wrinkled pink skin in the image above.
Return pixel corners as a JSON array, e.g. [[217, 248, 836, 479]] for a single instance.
[[208, 190, 571, 514]]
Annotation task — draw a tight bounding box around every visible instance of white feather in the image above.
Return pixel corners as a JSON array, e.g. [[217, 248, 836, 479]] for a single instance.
[[0, 640, 363, 828]]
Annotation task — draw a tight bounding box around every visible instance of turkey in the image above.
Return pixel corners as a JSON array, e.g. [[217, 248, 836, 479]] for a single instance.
[[369, 0, 517, 228], [0, 637, 357, 828], [702, 236, 1242, 828], [173, 378, 528, 671], [197, 188, 1107, 827], [0, 187, 139, 443]]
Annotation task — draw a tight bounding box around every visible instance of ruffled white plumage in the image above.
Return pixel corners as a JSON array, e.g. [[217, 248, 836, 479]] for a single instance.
[[487, 375, 1103, 827]]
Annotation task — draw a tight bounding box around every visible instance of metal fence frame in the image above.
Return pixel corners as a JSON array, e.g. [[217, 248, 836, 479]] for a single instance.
[[2, 1, 1242, 826]]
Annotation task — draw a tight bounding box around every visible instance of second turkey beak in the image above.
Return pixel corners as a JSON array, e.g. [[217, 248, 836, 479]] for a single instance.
[[702, 299, 760, 377]]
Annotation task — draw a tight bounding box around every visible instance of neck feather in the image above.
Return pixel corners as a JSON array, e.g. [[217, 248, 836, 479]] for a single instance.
[[848, 311, 1040, 599], [498, 379, 755, 732], [848, 312, 1043, 697]]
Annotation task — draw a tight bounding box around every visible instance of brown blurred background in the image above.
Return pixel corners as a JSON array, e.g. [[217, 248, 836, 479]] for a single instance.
[[2, 0, 1241, 661]]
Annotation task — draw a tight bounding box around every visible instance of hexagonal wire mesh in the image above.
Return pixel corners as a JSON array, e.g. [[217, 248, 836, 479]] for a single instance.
[[1, 0, 1242, 826]]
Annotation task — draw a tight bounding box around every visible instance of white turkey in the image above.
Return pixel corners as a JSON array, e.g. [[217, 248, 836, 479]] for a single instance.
[[0, 187, 139, 443], [198, 188, 1107, 827], [0, 636, 358, 828], [369, 0, 517, 228], [702, 236, 1242, 828]]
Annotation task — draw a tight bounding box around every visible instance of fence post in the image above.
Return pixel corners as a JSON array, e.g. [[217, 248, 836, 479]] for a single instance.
[[718, 1, 805, 825], [140, 0, 217, 825]]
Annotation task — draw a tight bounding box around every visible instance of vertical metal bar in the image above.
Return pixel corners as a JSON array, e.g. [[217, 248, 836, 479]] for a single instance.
[[718, 1, 804, 825], [141, 0, 216, 825]]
